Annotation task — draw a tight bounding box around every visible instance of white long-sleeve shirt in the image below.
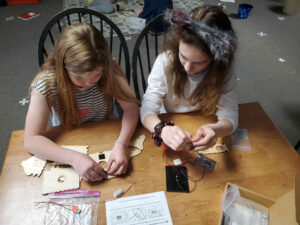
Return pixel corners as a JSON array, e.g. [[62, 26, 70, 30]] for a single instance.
[[140, 52, 239, 131]]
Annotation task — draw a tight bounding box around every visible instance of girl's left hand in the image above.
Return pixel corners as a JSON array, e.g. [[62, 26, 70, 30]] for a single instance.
[[106, 143, 128, 176], [190, 126, 218, 151]]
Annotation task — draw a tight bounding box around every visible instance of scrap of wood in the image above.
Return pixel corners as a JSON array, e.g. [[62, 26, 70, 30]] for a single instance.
[[19, 156, 47, 177]]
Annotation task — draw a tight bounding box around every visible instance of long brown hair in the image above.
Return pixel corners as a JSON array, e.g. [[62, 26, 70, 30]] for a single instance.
[[31, 23, 137, 129], [164, 6, 236, 115]]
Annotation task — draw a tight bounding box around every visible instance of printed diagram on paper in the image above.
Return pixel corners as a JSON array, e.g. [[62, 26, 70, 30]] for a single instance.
[[106, 191, 173, 225]]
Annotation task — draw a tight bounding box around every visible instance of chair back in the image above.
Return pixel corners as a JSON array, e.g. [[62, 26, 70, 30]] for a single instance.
[[295, 139, 300, 150], [38, 8, 130, 82], [131, 14, 169, 100]]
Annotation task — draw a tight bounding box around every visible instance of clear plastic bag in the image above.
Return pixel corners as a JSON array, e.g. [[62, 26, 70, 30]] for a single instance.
[[221, 184, 269, 225], [231, 129, 251, 151], [44, 189, 100, 225]]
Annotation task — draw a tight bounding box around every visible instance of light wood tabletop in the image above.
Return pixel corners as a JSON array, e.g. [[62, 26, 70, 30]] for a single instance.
[[0, 102, 299, 225]]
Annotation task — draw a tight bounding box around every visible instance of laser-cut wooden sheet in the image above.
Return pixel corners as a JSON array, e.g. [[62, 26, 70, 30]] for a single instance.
[[20, 145, 89, 176], [61, 145, 89, 154], [89, 135, 146, 179], [20, 135, 146, 193], [200, 138, 228, 155], [42, 167, 80, 194], [129, 134, 145, 151], [52, 145, 89, 166]]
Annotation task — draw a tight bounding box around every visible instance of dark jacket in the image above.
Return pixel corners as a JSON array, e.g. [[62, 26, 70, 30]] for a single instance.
[[138, 0, 173, 24]]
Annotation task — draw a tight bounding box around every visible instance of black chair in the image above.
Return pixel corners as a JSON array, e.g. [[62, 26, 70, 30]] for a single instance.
[[295, 139, 300, 150], [131, 14, 169, 100], [38, 8, 131, 82]]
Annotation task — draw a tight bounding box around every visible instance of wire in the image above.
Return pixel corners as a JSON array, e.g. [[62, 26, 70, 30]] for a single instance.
[[178, 166, 205, 193], [162, 144, 206, 192], [118, 183, 135, 198], [163, 149, 174, 166], [179, 165, 205, 183], [35, 201, 81, 214], [162, 144, 174, 166], [162, 144, 189, 166]]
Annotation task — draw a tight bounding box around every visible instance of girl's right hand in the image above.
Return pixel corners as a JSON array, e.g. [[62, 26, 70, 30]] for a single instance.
[[160, 125, 193, 151], [71, 153, 106, 182]]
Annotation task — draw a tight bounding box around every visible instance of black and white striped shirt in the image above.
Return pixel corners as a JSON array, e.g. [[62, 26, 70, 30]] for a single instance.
[[32, 71, 114, 126]]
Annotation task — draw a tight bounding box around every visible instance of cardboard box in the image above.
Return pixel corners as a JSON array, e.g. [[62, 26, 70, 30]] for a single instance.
[[219, 173, 300, 225]]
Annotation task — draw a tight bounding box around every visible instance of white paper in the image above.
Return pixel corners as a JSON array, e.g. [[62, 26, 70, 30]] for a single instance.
[[105, 191, 173, 225]]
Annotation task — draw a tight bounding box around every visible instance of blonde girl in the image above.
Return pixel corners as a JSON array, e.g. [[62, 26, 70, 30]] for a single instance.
[[140, 6, 238, 151], [24, 23, 139, 182]]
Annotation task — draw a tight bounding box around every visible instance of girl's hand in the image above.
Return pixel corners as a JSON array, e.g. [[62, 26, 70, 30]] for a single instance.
[[71, 153, 106, 182], [106, 143, 128, 176], [161, 125, 193, 151], [191, 126, 218, 151]]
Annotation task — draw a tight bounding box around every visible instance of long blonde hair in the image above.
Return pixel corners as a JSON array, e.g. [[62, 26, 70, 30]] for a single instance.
[[164, 6, 236, 115], [31, 23, 137, 129]]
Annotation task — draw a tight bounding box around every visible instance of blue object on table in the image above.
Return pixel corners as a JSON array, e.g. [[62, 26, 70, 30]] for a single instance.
[[238, 3, 253, 19]]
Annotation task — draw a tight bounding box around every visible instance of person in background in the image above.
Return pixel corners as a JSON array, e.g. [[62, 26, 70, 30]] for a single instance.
[[135, 0, 173, 25], [24, 23, 139, 182], [140, 6, 238, 152], [126, 0, 173, 31]]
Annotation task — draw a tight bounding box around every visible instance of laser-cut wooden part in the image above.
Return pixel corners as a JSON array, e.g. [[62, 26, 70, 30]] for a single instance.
[[19, 156, 47, 177], [42, 167, 80, 194], [129, 134, 146, 150], [201, 143, 228, 155]]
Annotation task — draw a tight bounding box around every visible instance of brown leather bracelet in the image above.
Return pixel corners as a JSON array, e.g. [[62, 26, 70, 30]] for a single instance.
[[151, 121, 174, 146]]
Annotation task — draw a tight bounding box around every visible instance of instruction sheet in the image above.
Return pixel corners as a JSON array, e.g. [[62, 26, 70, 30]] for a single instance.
[[105, 191, 173, 225]]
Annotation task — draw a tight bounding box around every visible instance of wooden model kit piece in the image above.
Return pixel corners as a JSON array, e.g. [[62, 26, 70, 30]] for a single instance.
[[89, 148, 142, 179], [61, 145, 89, 154], [201, 143, 228, 155], [42, 167, 80, 194], [21, 135, 145, 182], [129, 134, 145, 151], [19, 156, 47, 177], [89, 151, 116, 179], [89, 135, 145, 164], [89, 151, 112, 164], [20, 145, 89, 176], [89, 134, 146, 179], [52, 145, 89, 166]]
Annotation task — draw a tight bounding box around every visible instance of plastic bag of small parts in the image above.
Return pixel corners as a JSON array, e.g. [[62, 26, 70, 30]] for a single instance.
[[221, 184, 268, 225], [44, 189, 100, 225], [231, 129, 251, 151]]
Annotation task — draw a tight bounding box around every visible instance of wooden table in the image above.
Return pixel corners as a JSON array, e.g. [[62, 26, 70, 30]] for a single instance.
[[0, 102, 299, 225]]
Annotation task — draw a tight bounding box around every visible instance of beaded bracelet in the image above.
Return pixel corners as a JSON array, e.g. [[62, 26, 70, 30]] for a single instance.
[[151, 121, 174, 146], [115, 140, 128, 149]]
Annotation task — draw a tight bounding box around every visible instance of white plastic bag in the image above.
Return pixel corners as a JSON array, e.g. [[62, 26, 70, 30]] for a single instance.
[[44, 189, 100, 225], [221, 184, 269, 225]]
